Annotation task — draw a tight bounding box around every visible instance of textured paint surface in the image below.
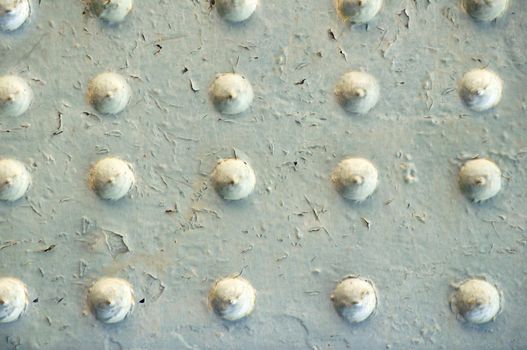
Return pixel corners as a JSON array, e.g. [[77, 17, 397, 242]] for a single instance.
[[0, 0, 526, 349]]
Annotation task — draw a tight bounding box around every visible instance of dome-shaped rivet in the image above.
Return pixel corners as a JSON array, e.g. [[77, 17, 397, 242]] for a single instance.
[[90, 0, 133, 24], [212, 158, 256, 200], [462, 0, 508, 21], [216, 0, 257, 23], [335, 71, 379, 114], [89, 157, 135, 201], [332, 157, 378, 202], [459, 158, 501, 202], [0, 0, 30, 32], [331, 276, 377, 324], [459, 69, 503, 112], [0, 158, 31, 202], [87, 72, 131, 115], [337, 0, 382, 24], [209, 276, 256, 321], [450, 278, 501, 324], [0, 75, 32, 117], [209, 73, 253, 115], [88, 277, 134, 324], [0, 277, 28, 324]]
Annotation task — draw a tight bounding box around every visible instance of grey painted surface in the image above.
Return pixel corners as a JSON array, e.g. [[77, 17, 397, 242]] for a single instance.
[[0, 0, 526, 349]]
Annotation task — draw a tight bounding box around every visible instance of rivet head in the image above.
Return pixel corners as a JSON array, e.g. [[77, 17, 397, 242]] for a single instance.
[[459, 69, 503, 112], [0, 277, 29, 324], [0, 158, 31, 202], [450, 278, 500, 324], [209, 73, 254, 115], [331, 276, 377, 324], [462, 0, 508, 21], [212, 158, 256, 200], [0, 75, 32, 117], [0, 0, 30, 32], [337, 0, 382, 24], [89, 157, 135, 201], [335, 71, 380, 114], [459, 158, 501, 202], [90, 0, 133, 24], [87, 72, 131, 115], [216, 0, 257, 23], [209, 276, 256, 321], [332, 157, 378, 202], [88, 277, 134, 324]]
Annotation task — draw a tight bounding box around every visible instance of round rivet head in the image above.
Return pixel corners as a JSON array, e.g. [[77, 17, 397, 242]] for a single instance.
[[0, 0, 30, 32], [462, 0, 508, 21], [335, 71, 379, 114], [332, 157, 378, 202], [89, 157, 134, 201], [209, 276, 256, 321], [0, 277, 28, 324], [0, 158, 30, 202], [0, 75, 33, 118], [337, 0, 382, 24], [450, 278, 500, 324], [209, 73, 254, 115], [90, 0, 133, 24], [212, 158, 256, 200], [459, 158, 501, 202], [216, 0, 257, 23], [331, 276, 377, 324], [87, 72, 131, 115], [459, 69, 503, 112], [88, 277, 134, 324]]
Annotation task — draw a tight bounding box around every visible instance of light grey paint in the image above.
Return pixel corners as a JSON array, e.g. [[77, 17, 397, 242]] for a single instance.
[[0, 0, 526, 349]]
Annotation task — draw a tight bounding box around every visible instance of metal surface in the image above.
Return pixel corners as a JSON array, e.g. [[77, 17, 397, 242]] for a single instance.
[[0, 0, 526, 349]]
